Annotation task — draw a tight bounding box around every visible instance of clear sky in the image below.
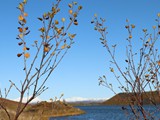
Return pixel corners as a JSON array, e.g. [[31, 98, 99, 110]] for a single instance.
[[0, 0, 160, 101]]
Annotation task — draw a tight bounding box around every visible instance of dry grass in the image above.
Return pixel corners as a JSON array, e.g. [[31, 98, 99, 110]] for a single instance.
[[0, 99, 85, 120], [102, 91, 160, 105]]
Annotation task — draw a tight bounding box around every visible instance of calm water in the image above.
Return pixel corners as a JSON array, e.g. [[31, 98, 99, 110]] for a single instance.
[[50, 105, 160, 120]]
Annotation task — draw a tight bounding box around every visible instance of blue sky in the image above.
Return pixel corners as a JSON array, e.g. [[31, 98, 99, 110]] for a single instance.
[[0, 0, 160, 101]]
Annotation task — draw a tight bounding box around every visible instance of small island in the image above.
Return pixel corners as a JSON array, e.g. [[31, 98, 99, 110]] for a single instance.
[[0, 98, 85, 120]]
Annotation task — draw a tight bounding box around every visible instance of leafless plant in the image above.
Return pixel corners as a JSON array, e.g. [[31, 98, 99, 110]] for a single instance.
[[92, 14, 160, 120], [0, 0, 82, 119]]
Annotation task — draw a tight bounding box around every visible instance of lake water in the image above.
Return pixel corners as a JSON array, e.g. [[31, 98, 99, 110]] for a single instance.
[[50, 105, 160, 120]]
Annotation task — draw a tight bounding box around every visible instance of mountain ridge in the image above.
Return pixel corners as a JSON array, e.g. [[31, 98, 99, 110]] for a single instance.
[[65, 97, 107, 102]]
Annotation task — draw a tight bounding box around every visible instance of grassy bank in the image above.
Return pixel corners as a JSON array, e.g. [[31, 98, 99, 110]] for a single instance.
[[0, 98, 85, 120]]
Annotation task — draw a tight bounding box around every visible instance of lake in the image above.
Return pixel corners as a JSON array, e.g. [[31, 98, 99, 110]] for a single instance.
[[50, 105, 160, 120]]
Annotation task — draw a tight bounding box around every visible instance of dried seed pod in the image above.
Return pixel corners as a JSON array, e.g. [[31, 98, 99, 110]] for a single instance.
[[19, 27, 23, 32], [17, 53, 22, 57], [78, 6, 82, 10], [69, 10, 73, 14], [44, 47, 50, 52], [74, 19, 78, 25], [26, 47, 30, 50], [24, 53, 30, 58], [18, 42, 23, 46]]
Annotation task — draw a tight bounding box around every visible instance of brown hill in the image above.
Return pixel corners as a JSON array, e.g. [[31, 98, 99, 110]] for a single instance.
[[102, 91, 160, 105], [0, 98, 85, 120]]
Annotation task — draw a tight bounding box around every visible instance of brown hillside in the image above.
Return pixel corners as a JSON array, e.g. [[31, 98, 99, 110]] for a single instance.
[[0, 98, 85, 120], [0, 97, 28, 111], [102, 91, 160, 105]]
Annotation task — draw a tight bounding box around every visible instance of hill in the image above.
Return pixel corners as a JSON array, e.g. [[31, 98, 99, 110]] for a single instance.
[[0, 98, 85, 120], [65, 97, 107, 106], [102, 91, 160, 105]]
